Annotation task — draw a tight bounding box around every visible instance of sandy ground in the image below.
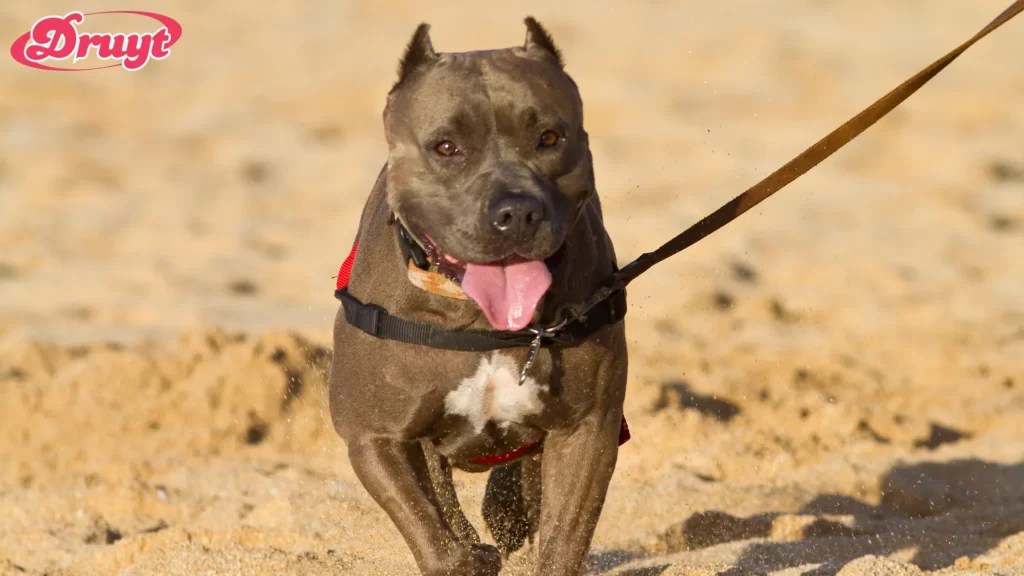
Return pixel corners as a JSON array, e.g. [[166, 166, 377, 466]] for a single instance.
[[2, 1, 1024, 574]]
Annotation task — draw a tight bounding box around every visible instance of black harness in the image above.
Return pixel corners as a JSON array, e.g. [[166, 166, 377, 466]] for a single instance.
[[335, 288, 626, 352]]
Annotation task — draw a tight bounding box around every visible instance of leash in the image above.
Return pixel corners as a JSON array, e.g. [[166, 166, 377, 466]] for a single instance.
[[522, 0, 1024, 379]]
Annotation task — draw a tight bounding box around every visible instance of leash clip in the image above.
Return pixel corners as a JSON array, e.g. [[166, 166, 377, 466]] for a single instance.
[[518, 317, 571, 385]]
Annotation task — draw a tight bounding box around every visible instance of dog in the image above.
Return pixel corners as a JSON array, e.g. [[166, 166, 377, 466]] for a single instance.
[[328, 17, 628, 576]]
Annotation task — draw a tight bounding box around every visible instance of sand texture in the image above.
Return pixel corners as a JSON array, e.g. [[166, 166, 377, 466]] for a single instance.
[[1, 1, 1023, 574]]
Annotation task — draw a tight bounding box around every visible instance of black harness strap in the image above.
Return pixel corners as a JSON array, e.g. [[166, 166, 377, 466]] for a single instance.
[[335, 286, 626, 352]]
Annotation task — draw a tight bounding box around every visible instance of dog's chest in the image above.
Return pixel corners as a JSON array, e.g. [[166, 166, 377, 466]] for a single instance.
[[443, 351, 549, 433]]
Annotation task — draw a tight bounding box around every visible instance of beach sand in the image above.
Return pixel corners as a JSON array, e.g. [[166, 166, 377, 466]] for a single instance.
[[1, 1, 1023, 574]]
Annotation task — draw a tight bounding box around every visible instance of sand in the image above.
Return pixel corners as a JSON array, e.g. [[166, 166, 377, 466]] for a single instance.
[[1, 1, 1023, 574]]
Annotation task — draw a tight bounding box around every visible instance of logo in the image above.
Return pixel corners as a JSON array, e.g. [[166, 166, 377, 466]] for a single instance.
[[10, 11, 182, 71]]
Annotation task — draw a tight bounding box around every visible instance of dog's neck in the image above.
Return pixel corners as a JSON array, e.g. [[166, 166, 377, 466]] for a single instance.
[[346, 165, 617, 332]]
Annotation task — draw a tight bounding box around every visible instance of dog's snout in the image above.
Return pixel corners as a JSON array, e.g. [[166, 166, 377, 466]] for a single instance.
[[488, 195, 545, 236]]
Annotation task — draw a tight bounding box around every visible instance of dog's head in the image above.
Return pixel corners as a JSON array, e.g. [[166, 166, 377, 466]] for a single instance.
[[383, 18, 594, 331]]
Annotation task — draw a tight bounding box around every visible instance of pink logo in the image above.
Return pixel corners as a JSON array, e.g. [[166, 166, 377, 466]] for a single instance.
[[10, 11, 182, 72]]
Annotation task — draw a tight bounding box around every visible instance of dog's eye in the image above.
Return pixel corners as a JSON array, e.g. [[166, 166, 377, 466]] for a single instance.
[[434, 140, 459, 156], [538, 130, 560, 148]]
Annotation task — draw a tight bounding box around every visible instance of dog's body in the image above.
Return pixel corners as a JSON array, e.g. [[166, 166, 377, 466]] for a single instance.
[[329, 19, 627, 576]]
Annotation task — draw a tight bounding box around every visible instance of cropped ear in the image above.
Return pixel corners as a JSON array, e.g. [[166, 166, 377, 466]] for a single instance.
[[523, 17, 563, 68], [392, 23, 438, 92]]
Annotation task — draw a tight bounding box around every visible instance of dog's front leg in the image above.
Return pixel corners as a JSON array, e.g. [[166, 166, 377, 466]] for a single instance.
[[348, 438, 501, 576], [422, 439, 481, 544], [535, 406, 622, 576]]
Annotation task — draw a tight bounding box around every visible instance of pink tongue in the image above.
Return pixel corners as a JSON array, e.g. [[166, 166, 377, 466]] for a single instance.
[[462, 259, 552, 331]]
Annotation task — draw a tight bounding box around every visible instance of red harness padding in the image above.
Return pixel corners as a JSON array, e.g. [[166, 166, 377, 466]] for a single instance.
[[336, 241, 359, 290], [336, 241, 630, 464], [470, 417, 630, 466]]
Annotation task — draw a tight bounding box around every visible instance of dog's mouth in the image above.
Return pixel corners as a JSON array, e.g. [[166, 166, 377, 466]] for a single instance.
[[420, 235, 554, 332]]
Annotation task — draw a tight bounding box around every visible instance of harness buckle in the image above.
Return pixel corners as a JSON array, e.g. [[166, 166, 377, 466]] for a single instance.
[[366, 305, 384, 337], [518, 316, 572, 385]]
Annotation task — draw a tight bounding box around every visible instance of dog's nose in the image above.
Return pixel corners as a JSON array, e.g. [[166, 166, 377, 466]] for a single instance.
[[488, 195, 545, 236]]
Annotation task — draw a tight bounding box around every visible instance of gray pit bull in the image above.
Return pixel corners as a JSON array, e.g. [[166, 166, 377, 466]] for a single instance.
[[329, 18, 628, 576]]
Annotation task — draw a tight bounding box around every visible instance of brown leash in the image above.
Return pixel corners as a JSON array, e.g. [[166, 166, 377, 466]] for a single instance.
[[566, 0, 1024, 324]]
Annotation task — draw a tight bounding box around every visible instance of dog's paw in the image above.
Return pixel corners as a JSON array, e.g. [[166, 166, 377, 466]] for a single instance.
[[431, 543, 501, 576]]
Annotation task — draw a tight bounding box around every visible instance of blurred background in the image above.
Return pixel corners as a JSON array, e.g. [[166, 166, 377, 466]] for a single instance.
[[1, 1, 1022, 575]]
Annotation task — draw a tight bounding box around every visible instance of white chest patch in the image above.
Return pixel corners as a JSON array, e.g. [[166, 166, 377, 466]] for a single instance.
[[444, 352, 548, 433]]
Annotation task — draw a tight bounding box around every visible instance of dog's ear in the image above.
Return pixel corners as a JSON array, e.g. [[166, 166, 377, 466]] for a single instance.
[[523, 17, 563, 69], [392, 23, 438, 92]]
